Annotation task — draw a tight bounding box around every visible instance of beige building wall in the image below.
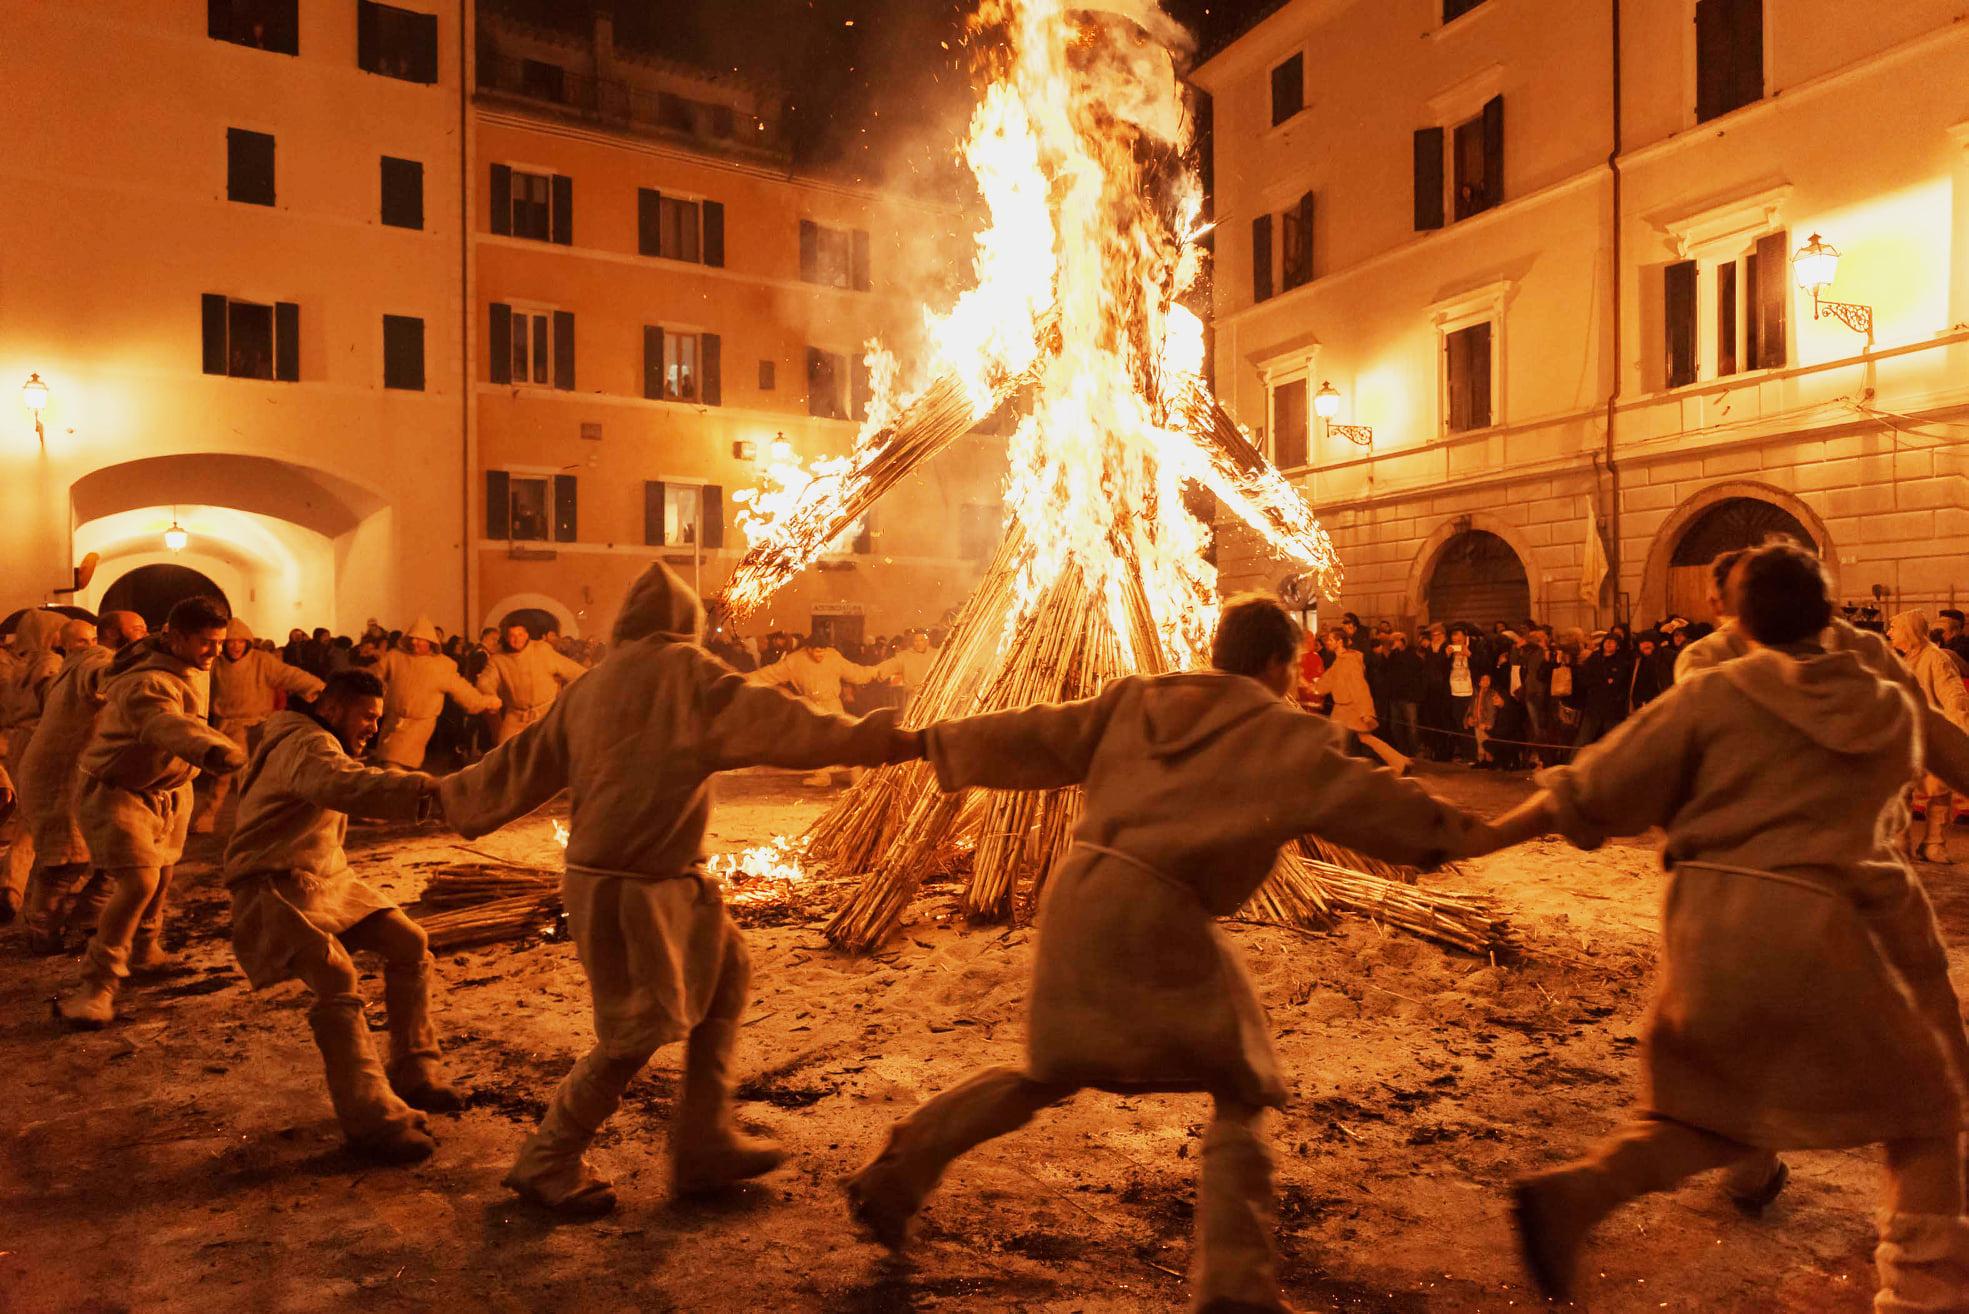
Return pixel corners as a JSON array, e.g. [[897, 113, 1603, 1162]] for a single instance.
[[470, 13, 1002, 644], [0, 0, 469, 636], [1197, 0, 1969, 630]]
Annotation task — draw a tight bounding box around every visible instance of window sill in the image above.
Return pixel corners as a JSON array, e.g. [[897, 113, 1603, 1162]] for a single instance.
[[1430, 2, 1499, 42], [1263, 108, 1310, 138], [1643, 363, 1786, 403], [1442, 423, 1502, 441]]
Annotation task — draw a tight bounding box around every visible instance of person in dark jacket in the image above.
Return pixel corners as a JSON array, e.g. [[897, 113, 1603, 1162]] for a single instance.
[[1382, 631, 1427, 757], [1628, 632, 1672, 712], [1574, 635, 1634, 749]]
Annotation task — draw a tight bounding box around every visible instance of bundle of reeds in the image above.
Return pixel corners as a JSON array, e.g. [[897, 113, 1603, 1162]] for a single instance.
[[410, 863, 561, 951]]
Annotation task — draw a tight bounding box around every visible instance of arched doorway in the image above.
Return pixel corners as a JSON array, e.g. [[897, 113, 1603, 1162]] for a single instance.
[[1664, 497, 1815, 619], [99, 564, 229, 630], [497, 607, 562, 640], [1425, 530, 1532, 627]]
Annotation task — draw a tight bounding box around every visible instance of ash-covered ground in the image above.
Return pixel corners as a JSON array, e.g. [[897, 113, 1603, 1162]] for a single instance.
[[5, 767, 1965, 1312]]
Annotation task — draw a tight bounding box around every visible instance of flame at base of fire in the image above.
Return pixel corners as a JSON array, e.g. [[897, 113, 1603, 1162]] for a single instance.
[[706, 837, 809, 905]]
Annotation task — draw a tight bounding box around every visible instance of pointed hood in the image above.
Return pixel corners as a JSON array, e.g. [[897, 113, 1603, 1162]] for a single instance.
[[1718, 646, 1913, 757], [1141, 671, 1280, 760], [403, 615, 441, 645], [227, 618, 254, 642], [11, 608, 65, 659], [612, 561, 705, 646]]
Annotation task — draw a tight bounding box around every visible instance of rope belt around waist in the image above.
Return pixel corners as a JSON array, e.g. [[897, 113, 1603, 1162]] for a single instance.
[[1674, 860, 1851, 902], [78, 771, 190, 813], [1071, 842, 1199, 903]]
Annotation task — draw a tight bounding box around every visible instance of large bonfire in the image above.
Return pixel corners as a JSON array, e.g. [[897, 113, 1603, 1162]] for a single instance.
[[719, 0, 1516, 959]]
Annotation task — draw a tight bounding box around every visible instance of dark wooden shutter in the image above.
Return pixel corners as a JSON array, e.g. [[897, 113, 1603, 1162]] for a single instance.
[[1743, 249, 1762, 369], [550, 174, 572, 245], [1250, 213, 1272, 303], [644, 481, 665, 545], [1481, 95, 1504, 211], [700, 333, 721, 406], [485, 470, 511, 539], [799, 220, 818, 282], [490, 164, 511, 236], [357, 0, 378, 74], [1413, 127, 1445, 231], [851, 229, 872, 290], [1716, 260, 1739, 377], [703, 200, 725, 267], [274, 300, 300, 381], [643, 325, 663, 399], [552, 310, 575, 390], [381, 156, 422, 228], [1753, 230, 1786, 369], [1270, 54, 1303, 126], [702, 486, 724, 549], [1664, 260, 1698, 388], [410, 8, 438, 83], [1470, 322, 1493, 427], [489, 302, 512, 383], [637, 188, 659, 255], [227, 128, 276, 205], [1696, 0, 1762, 123], [1284, 191, 1314, 288], [552, 474, 577, 542], [851, 354, 871, 420], [202, 293, 228, 374]]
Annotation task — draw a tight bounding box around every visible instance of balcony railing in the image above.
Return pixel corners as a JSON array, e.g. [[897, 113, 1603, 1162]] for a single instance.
[[476, 50, 786, 157]]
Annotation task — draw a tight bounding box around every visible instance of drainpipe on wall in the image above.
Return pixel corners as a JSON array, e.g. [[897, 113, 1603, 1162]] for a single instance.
[[460, 4, 474, 634], [1602, 0, 1624, 623]]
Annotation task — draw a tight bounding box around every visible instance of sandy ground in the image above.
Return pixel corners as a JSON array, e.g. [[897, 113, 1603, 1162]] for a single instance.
[[4, 765, 1967, 1313]]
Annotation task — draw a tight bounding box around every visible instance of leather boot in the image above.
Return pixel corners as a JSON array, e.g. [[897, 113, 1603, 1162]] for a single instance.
[[57, 940, 126, 1030], [22, 862, 89, 956], [1920, 798, 1954, 865], [846, 1067, 1064, 1250], [1192, 1114, 1291, 1314], [671, 1017, 785, 1197], [504, 1047, 644, 1218], [307, 993, 433, 1163], [383, 955, 463, 1112], [1723, 1151, 1790, 1216], [1874, 1211, 1969, 1312]]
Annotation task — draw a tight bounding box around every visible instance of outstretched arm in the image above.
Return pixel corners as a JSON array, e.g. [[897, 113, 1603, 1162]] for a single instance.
[[132, 684, 244, 772], [284, 734, 433, 821], [923, 679, 1131, 794], [438, 702, 572, 838], [702, 676, 917, 771]]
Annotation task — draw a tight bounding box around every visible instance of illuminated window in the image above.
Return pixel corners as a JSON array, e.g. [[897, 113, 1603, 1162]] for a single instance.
[[489, 303, 574, 390]]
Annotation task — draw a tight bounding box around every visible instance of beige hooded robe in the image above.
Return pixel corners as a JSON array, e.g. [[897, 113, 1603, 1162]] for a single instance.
[[440, 563, 909, 1056], [924, 672, 1477, 1107], [17, 643, 114, 865], [1536, 647, 1968, 1148], [475, 639, 588, 743], [211, 620, 325, 730], [225, 710, 434, 988], [79, 639, 235, 869], [373, 646, 500, 768], [750, 646, 879, 716]]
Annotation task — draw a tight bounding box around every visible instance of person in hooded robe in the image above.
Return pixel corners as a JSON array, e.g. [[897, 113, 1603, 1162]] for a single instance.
[[0, 608, 72, 921], [1480, 541, 1969, 1308], [845, 593, 1488, 1314], [1888, 608, 1969, 864], [437, 562, 922, 1217], [59, 596, 247, 1028], [18, 610, 149, 955], [225, 668, 455, 1163], [371, 616, 501, 769], [193, 618, 325, 834]]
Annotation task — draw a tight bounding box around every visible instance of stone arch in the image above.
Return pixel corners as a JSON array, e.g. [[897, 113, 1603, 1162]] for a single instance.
[[99, 563, 230, 630], [1403, 513, 1542, 626], [1638, 480, 1837, 623], [482, 592, 581, 639]]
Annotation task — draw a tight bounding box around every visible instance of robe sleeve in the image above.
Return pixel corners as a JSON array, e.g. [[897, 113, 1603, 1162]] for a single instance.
[[748, 661, 796, 689], [699, 674, 905, 771], [924, 680, 1130, 793], [281, 732, 431, 821], [437, 698, 573, 839], [1261, 711, 1475, 869], [549, 649, 589, 685], [131, 681, 239, 767], [441, 666, 501, 713], [834, 653, 880, 686], [1534, 680, 1702, 849], [474, 662, 501, 698], [263, 654, 325, 700]]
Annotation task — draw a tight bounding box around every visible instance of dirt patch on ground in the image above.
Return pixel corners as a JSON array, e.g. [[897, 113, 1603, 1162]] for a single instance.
[[3, 765, 1961, 1311]]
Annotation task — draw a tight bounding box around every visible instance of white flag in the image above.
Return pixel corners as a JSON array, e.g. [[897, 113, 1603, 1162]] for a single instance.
[[1580, 504, 1609, 606]]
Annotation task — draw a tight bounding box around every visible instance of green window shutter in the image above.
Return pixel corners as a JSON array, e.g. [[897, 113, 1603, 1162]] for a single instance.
[[485, 470, 510, 539], [551, 173, 572, 245], [1664, 260, 1698, 388], [553, 310, 574, 390], [638, 187, 660, 255], [702, 485, 724, 549], [703, 200, 726, 267], [1413, 126, 1445, 231], [552, 474, 577, 542], [700, 332, 721, 407], [489, 302, 512, 383], [274, 300, 300, 381], [645, 480, 665, 545], [1250, 213, 1272, 302], [490, 164, 511, 236], [643, 325, 663, 399], [202, 293, 228, 374]]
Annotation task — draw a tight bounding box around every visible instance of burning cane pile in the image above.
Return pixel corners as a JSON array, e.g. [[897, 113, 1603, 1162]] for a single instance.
[[715, 0, 1519, 961]]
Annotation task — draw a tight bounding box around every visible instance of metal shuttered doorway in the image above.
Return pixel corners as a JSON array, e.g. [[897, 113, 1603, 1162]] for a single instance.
[[1425, 530, 1531, 628]]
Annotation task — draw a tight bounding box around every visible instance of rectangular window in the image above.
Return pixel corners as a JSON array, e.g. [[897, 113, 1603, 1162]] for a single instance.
[[1445, 321, 1494, 432], [383, 315, 424, 391], [356, 0, 439, 85], [665, 333, 700, 402], [709, 104, 735, 138], [800, 221, 870, 290], [202, 294, 300, 382], [639, 190, 700, 261], [642, 327, 720, 405], [1269, 54, 1303, 127], [644, 481, 725, 548], [759, 360, 776, 391], [209, 0, 297, 54], [227, 128, 275, 206], [1272, 378, 1308, 470], [1696, 0, 1763, 123], [1251, 213, 1273, 303], [490, 166, 571, 244], [380, 156, 423, 229], [666, 483, 703, 545], [521, 58, 565, 102], [1451, 96, 1504, 221], [1664, 261, 1699, 389], [1443, 0, 1488, 21], [508, 475, 550, 542], [489, 303, 573, 390], [807, 347, 847, 420], [1743, 229, 1787, 371], [1279, 192, 1314, 292], [1413, 126, 1446, 232]]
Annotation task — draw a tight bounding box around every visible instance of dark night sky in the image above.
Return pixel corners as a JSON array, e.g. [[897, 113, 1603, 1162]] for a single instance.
[[502, 1, 1280, 183]]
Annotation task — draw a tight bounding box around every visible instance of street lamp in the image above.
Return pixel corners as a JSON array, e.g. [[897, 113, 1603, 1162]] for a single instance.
[[1791, 233, 1873, 342], [21, 372, 48, 445], [1311, 380, 1373, 448], [164, 507, 188, 553]]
